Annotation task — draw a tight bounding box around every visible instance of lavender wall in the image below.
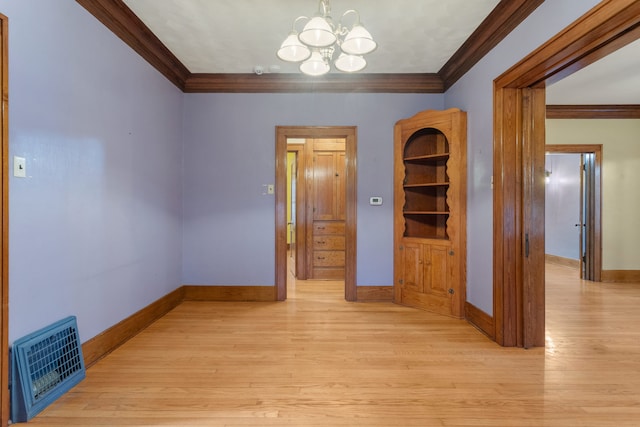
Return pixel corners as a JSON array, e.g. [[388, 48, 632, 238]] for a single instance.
[[444, 0, 601, 314], [6, 1, 184, 342], [182, 93, 443, 286], [545, 154, 581, 260]]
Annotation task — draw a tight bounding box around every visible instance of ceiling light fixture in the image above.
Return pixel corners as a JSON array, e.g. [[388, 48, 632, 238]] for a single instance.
[[277, 0, 377, 76]]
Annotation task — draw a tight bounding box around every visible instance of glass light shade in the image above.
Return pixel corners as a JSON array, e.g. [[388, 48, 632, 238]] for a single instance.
[[299, 51, 330, 76], [340, 24, 377, 55], [299, 16, 336, 47], [334, 53, 366, 72], [277, 33, 311, 62]]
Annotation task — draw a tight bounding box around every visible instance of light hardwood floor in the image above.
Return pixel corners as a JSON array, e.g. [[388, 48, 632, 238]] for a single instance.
[[23, 263, 640, 426]]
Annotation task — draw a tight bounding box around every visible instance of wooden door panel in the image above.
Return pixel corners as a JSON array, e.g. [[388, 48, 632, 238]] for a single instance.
[[401, 242, 423, 292], [336, 152, 346, 220], [426, 244, 450, 297], [313, 152, 336, 221]]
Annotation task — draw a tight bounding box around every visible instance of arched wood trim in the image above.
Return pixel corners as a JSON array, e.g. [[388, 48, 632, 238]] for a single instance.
[[493, 0, 640, 347], [275, 127, 357, 302]]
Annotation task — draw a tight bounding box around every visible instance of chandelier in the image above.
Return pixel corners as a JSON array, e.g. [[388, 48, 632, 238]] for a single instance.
[[277, 0, 377, 76]]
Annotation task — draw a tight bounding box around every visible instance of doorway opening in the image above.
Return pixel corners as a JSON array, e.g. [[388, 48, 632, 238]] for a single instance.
[[492, 1, 639, 347], [275, 126, 357, 302], [544, 145, 602, 282]]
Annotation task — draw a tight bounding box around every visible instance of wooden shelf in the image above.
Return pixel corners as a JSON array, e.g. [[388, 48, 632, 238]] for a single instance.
[[404, 153, 450, 163], [404, 182, 450, 189], [404, 211, 450, 215]]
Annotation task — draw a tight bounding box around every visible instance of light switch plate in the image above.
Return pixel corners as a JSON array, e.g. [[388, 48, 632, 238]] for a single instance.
[[369, 196, 383, 206], [14, 156, 26, 178]]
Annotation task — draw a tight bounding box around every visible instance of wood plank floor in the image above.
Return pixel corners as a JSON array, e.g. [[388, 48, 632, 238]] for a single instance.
[[23, 263, 640, 426]]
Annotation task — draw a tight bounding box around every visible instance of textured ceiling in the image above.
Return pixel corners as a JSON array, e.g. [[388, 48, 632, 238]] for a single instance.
[[547, 38, 640, 105], [122, 0, 500, 74]]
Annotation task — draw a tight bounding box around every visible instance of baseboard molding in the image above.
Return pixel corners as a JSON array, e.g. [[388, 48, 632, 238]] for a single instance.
[[465, 302, 495, 340], [183, 285, 276, 301], [82, 287, 185, 368], [601, 270, 640, 283], [545, 254, 579, 269], [356, 286, 393, 302]]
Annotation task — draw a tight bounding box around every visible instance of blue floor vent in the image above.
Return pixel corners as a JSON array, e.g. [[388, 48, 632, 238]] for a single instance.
[[11, 316, 86, 423]]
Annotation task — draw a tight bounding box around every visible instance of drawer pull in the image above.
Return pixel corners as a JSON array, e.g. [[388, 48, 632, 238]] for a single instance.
[[317, 240, 326, 245], [317, 226, 326, 230], [317, 256, 325, 260]]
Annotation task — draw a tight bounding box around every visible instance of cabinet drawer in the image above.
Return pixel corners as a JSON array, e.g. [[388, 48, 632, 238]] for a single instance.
[[313, 221, 345, 235], [313, 250, 345, 267], [313, 236, 345, 250]]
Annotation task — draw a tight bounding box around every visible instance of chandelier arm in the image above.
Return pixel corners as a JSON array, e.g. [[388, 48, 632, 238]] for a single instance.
[[319, 0, 331, 17], [291, 15, 310, 32], [340, 9, 361, 27]]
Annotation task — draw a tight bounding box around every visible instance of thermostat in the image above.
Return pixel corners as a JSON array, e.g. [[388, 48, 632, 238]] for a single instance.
[[369, 196, 383, 206]]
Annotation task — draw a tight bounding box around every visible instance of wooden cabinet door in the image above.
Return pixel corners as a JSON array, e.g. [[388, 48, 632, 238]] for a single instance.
[[313, 151, 346, 221], [398, 241, 457, 317], [400, 241, 423, 293]]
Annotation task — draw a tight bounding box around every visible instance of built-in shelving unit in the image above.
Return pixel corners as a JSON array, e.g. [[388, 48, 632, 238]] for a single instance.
[[393, 109, 467, 318]]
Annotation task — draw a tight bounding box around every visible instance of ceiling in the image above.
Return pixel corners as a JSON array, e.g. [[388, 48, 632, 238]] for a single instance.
[[546, 37, 640, 105], [121, 0, 500, 74], [78, 0, 639, 102]]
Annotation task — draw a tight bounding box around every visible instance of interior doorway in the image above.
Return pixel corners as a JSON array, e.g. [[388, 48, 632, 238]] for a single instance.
[[544, 145, 602, 281], [492, 1, 639, 347], [275, 126, 357, 302], [287, 138, 347, 283]]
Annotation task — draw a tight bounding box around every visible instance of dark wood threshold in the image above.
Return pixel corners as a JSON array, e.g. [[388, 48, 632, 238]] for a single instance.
[[547, 104, 640, 119], [356, 286, 393, 302], [465, 302, 495, 340], [76, 0, 541, 93]]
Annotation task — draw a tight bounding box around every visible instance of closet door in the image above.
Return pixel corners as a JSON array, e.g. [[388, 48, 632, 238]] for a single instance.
[[309, 139, 346, 280]]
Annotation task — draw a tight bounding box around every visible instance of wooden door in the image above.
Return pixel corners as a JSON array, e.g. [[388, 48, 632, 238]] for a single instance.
[[312, 150, 346, 221], [399, 242, 454, 316], [400, 242, 423, 292], [288, 154, 297, 275]]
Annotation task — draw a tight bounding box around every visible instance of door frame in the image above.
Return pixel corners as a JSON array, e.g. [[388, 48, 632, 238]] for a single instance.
[[545, 145, 602, 281], [286, 145, 306, 279], [275, 126, 357, 301], [1, 12, 8, 427], [493, 0, 640, 347]]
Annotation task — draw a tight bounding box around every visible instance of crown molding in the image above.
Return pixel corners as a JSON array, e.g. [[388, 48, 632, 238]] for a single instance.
[[77, 0, 541, 93], [184, 73, 443, 94], [76, 0, 190, 90], [546, 104, 640, 119], [438, 0, 545, 91]]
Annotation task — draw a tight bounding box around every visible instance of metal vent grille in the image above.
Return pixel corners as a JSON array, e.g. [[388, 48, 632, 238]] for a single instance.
[[11, 316, 86, 422]]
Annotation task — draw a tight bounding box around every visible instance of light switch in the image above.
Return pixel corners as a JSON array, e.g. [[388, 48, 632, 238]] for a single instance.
[[267, 184, 274, 195], [14, 156, 26, 178], [369, 196, 383, 206]]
